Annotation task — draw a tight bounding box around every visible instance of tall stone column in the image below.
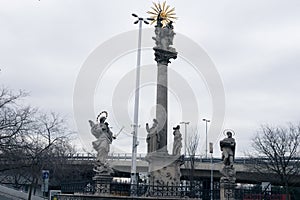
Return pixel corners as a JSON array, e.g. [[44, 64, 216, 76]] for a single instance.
[[155, 58, 168, 152], [153, 23, 177, 153], [145, 21, 181, 197]]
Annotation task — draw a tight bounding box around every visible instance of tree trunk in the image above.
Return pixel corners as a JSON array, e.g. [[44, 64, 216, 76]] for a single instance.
[[33, 178, 38, 195], [27, 178, 36, 200], [190, 156, 195, 196], [27, 181, 33, 200], [285, 180, 289, 198]]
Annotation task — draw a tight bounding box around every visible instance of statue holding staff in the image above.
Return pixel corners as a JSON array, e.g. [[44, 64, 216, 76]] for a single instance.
[[89, 111, 115, 166]]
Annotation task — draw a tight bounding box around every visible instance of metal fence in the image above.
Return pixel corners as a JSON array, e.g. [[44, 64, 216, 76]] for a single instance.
[[61, 180, 217, 199], [60, 180, 293, 200]]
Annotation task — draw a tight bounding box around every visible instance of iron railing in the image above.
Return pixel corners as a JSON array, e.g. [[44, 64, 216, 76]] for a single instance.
[[61, 180, 296, 199]]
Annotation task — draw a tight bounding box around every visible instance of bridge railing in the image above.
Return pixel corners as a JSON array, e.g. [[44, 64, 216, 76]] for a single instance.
[[64, 153, 258, 164], [1, 153, 297, 166], [65, 153, 147, 161]]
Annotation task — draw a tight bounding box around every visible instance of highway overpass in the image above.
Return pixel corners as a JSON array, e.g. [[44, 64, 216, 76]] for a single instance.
[[64, 153, 300, 186]]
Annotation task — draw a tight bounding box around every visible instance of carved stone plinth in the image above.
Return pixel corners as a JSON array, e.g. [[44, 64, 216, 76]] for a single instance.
[[93, 162, 114, 195], [93, 173, 113, 195], [146, 152, 183, 196], [154, 47, 177, 65], [220, 166, 236, 200]]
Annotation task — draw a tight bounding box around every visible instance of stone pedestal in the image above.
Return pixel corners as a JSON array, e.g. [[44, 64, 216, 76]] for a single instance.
[[92, 162, 114, 195], [220, 166, 236, 200], [146, 152, 183, 196], [93, 174, 113, 195]]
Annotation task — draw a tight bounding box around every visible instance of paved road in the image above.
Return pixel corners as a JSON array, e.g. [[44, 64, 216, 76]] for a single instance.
[[0, 194, 14, 200], [0, 184, 44, 200]]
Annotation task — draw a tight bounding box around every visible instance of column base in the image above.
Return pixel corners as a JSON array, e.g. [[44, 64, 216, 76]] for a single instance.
[[146, 152, 183, 196]]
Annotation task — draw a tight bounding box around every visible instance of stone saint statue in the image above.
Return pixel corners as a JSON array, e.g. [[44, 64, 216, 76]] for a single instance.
[[220, 131, 236, 167], [89, 112, 115, 165], [146, 119, 158, 153], [172, 125, 182, 155], [220, 131, 236, 200]]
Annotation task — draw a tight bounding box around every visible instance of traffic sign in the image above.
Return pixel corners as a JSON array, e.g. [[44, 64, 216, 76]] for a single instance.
[[42, 170, 49, 179], [42, 170, 49, 192]]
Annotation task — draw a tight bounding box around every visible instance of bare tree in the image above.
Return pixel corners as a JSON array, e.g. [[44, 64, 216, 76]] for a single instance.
[[0, 87, 36, 174], [250, 124, 300, 194], [0, 88, 34, 152], [0, 87, 25, 108], [24, 112, 75, 200], [0, 87, 76, 199]]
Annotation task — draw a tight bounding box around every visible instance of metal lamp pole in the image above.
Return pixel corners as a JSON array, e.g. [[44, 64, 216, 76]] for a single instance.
[[209, 142, 214, 200], [202, 118, 210, 159], [180, 122, 190, 156], [130, 13, 149, 196]]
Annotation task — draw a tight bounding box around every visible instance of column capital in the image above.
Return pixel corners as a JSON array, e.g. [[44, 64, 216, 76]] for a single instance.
[[153, 47, 177, 66]]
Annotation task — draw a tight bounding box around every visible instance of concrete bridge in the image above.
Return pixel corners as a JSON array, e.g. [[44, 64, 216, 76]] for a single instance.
[[0, 153, 299, 186], [64, 153, 300, 186]]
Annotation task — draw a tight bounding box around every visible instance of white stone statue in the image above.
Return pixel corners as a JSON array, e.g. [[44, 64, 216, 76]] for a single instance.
[[172, 125, 182, 155], [89, 111, 115, 165]]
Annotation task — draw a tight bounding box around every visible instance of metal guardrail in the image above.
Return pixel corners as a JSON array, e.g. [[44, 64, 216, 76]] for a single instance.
[[0, 153, 299, 166], [64, 153, 256, 164]]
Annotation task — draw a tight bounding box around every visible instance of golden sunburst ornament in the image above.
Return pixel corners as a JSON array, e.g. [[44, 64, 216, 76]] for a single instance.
[[147, 1, 177, 27]]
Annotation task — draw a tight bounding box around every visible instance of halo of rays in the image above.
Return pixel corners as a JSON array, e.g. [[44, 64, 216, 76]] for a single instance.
[[147, 1, 177, 27]]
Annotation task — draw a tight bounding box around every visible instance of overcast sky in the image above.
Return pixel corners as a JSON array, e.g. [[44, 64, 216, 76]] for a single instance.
[[1, 0, 300, 157]]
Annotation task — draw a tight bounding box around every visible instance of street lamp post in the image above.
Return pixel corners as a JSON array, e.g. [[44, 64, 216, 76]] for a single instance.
[[180, 122, 190, 155], [202, 118, 210, 158], [130, 13, 149, 196], [209, 142, 214, 200]]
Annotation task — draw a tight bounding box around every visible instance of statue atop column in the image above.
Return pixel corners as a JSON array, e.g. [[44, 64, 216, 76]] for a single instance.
[[152, 12, 176, 53], [152, 12, 177, 65]]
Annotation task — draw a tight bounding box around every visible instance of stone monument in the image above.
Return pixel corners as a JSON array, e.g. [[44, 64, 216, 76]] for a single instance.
[[219, 131, 236, 200], [89, 111, 115, 194], [145, 3, 183, 196], [172, 125, 182, 156]]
